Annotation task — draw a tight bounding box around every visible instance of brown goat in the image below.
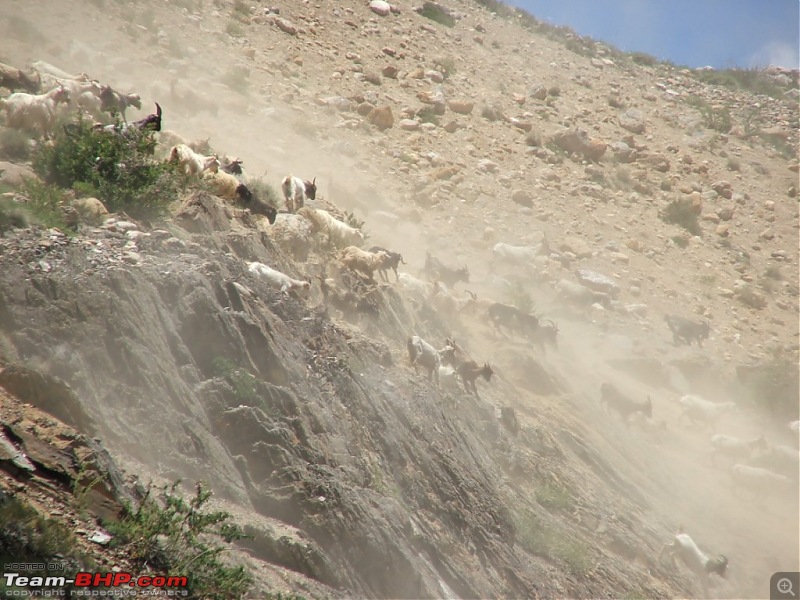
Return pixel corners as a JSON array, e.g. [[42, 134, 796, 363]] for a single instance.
[[456, 361, 494, 396]]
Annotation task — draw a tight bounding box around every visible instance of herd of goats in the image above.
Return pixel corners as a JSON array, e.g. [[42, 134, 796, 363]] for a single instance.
[[2, 59, 799, 597]]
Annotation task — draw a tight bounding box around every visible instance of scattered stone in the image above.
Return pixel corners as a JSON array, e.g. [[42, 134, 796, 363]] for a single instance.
[[425, 70, 444, 83], [382, 65, 399, 79], [398, 119, 419, 131], [529, 84, 547, 100], [72, 197, 108, 225], [717, 207, 734, 221], [369, 0, 392, 16], [357, 102, 376, 116], [716, 223, 730, 237], [367, 105, 394, 130], [448, 100, 474, 115], [711, 180, 733, 199], [477, 159, 499, 173], [619, 109, 646, 134], [274, 18, 298, 35], [560, 237, 593, 259], [550, 128, 607, 161], [511, 189, 533, 207], [443, 120, 460, 133]]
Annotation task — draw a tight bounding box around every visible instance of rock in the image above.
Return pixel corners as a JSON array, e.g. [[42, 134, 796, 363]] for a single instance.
[[369, 0, 392, 16], [711, 180, 733, 199], [559, 237, 593, 259], [321, 96, 352, 111], [367, 105, 394, 130], [0, 161, 38, 187], [717, 207, 734, 221], [72, 197, 108, 225], [382, 65, 399, 79], [448, 100, 474, 115], [477, 159, 499, 173], [274, 17, 298, 35], [425, 70, 444, 83], [511, 189, 533, 207], [549, 128, 607, 161], [575, 269, 620, 297], [716, 223, 730, 237], [398, 119, 419, 131], [443, 120, 460, 133], [619, 109, 646, 134], [529, 84, 547, 100], [357, 102, 376, 116], [430, 165, 460, 180]]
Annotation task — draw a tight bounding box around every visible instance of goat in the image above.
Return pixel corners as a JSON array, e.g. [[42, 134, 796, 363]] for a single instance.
[[456, 361, 494, 397], [710, 434, 767, 466], [340, 246, 390, 281], [429, 281, 475, 316], [486, 302, 525, 336], [0, 62, 41, 93], [750, 444, 800, 480], [422, 252, 469, 288], [157, 130, 211, 157], [1, 85, 71, 138], [556, 279, 612, 310], [658, 531, 727, 596], [398, 272, 432, 303], [318, 276, 378, 320], [248, 261, 310, 297], [729, 463, 794, 500], [665, 315, 711, 347], [297, 207, 364, 248], [99, 85, 142, 121], [492, 241, 547, 265], [438, 365, 462, 393], [679, 395, 736, 428], [281, 175, 317, 213], [169, 143, 219, 176], [219, 156, 244, 177], [407, 336, 455, 386], [524, 318, 559, 354], [100, 102, 162, 135], [600, 383, 652, 423], [369, 245, 405, 282]]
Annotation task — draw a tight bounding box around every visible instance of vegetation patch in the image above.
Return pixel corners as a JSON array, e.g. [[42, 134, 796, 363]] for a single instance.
[[660, 198, 701, 236], [32, 117, 182, 218], [0, 129, 32, 161], [213, 357, 260, 405], [515, 511, 591, 576], [419, 2, 456, 27], [106, 481, 252, 600]]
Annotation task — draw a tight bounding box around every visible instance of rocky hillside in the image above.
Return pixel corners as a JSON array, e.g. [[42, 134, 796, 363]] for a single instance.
[[1, 1, 798, 598]]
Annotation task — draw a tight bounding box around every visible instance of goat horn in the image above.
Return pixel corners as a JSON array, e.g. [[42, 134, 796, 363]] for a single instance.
[[155, 102, 162, 116], [465, 289, 477, 300], [400, 255, 406, 264]]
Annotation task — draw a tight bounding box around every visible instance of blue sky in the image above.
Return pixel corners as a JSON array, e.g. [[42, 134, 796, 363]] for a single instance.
[[506, 0, 800, 69]]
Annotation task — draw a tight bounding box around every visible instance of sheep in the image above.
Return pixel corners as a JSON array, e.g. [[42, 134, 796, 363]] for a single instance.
[[422, 252, 469, 288], [658, 531, 728, 596], [406, 335, 455, 387], [600, 383, 652, 423], [750, 444, 800, 479], [281, 175, 317, 213], [169, 143, 220, 176], [456, 361, 494, 397], [247, 261, 310, 297], [729, 463, 794, 500], [0, 85, 71, 138], [99, 85, 142, 121], [369, 245, 405, 282], [665, 315, 711, 347], [710, 434, 768, 466], [0, 62, 41, 93], [339, 246, 390, 281], [297, 207, 364, 248], [679, 395, 736, 428]]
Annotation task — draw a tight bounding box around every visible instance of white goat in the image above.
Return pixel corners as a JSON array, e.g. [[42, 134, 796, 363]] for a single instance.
[[679, 395, 736, 428], [658, 532, 728, 596], [281, 175, 317, 213], [339, 246, 389, 280], [438, 365, 461, 393], [31, 61, 89, 82], [247, 261, 310, 297], [492, 241, 546, 265], [710, 434, 767, 465], [76, 91, 102, 116], [203, 170, 251, 201], [0, 85, 71, 137], [398, 272, 433, 303], [169, 144, 219, 176], [157, 130, 211, 158], [729, 463, 793, 500], [407, 336, 456, 387], [297, 207, 364, 248]]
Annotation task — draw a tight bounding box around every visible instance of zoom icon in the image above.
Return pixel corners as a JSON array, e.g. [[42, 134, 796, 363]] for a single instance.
[[772, 572, 799, 599]]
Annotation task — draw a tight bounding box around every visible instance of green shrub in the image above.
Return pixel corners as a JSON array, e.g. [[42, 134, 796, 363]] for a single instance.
[[514, 512, 591, 576], [433, 57, 457, 79], [32, 117, 181, 217], [247, 178, 281, 209], [106, 481, 252, 600], [419, 2, 456, 27], [417, 106, 440, 125], [660, 198, 701, 236], [20, 179, 73, 231], [0, 198, 32, 235], [0, 128, 33, 160], [212, 357, 259, 404]]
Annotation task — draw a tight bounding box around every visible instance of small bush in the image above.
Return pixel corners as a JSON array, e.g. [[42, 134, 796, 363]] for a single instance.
[[32, 117, 181, 217], [212, 357, 259, 404], [232, 0, 250, 19], [535, 483, 572, 513], [433, 57, 457, 79], [660, 198, 701, 236], [20, 179, 72, 231], [226, 21, 245, 38], [343, 211, 368, 241], [106, 481, 252, 600], [726, 157, 741, 171], [0, 198, 33, 235], [506, 280, 534, 315], [630, 52, 658, 66], [419, 2, 456, 27], [514, 512, 591, 576], [247, 178, 281, 209], [417, 106, 440, 125], [220, 66, 250, 94], [0, 129, 33, 160]]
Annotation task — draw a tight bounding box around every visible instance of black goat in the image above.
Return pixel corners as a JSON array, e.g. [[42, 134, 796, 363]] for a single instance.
[[369, 245, 405, 282], [422, 252, 469, 288], [600, 383, 652, 423], [665, 315, 710, 347]]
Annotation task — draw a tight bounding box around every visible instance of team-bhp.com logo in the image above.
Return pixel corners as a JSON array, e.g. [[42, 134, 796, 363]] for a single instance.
[[3, 571, 188, 596]]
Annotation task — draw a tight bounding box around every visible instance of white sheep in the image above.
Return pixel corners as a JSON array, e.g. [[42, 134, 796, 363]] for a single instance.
[[710, 434, 767, 465], [169, 144, 220, 176], [407, 336, 454, 386], [297, 207, 364, 248], [678, 395, 736, 428], [31, 60, 89, 82], [247, 261, 310, 297], [0, 85, 71, 137], [339, 246, 389, 280], [203, 170, 250, 200], [281, 174, 317, 213], [658, 532, 728, 596]]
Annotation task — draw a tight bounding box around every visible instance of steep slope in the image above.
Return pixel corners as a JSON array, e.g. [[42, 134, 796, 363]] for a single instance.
[[1, 1, 798, 599]]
